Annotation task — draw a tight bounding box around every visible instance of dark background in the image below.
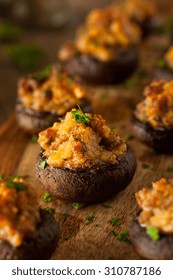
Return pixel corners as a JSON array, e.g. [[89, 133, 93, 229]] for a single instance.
[[0, 0, 172, 124]]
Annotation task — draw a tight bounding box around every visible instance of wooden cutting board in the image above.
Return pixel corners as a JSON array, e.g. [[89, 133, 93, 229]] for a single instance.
[[1, 33, 173, 260]]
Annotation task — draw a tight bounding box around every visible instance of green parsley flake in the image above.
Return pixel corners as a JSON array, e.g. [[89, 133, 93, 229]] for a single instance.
[[0, 21, 22, 41], [116, 230, 131, 245], [72, 202, 79, 210], [71, 106, 93, 126], [0, 174, 4, 180], [6, 180, 26, 191], [85, 215, 95, 225], [31, 64, 52, 81], [100, 92, 109, 100], [142, 163, 149, 169], [102, 204, 112, 208], [111, 230, 116, 236], [146, 226, 160, 241], [44, 207, 54, 214], [124, 135, 134, 142], [156, 59, 166, 68], [43, 192, 51, 203], [110, 217, 121, 227], [40, 160, 47, 169], [66, 77, 73, 87], [30, 134, 38, 144], [166, 166, 173, 173], [6, 44, 46, 71]]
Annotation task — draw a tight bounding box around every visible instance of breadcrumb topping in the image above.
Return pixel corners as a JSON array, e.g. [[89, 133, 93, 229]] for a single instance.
[[38, 109, 127, 169], [59, 7, 141, 62], [136, 178, 173, 234], [18, 65, 87, 116], [135, 80, 173, 129]]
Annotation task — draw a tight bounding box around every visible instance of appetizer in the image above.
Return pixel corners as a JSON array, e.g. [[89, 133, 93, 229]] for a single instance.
[[58, 7, 141, 85], [154, 46, 173, 81], [129, 178, 173, 260], [16, 65, 91, 134], [0, 176, 59, 260], [133, 80, 173, 153], [121, 0, 159, 36], [36, 108, 137, 204]]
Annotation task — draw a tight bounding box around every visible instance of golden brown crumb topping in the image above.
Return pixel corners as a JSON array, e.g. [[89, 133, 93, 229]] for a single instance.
[[135, 80, 173, 129], [59, 7, 141, 62], [38, 109, 127, 169], [18, 65, 87, 116], [0, 178, 40, 247], [136, 178, 173, 234], [164, 46, 173, 70], [123, 0, 156, 23]]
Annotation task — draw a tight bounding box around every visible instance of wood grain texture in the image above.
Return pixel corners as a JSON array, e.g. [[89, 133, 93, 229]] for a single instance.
[[1, 31, 173, 260]]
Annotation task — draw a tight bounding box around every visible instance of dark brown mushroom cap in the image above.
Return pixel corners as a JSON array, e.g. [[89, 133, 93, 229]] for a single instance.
[[15, 98, 91, 134], [132, 115, 173, 153], [60, 47, 138, 85], [129, 215, 173, 260], [0, 209, 60, 260], [36, 146, 137, 204]]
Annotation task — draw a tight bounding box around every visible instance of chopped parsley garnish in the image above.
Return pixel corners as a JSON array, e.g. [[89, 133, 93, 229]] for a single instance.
[[146, 226, 160, 241], [116, 230, 131, 245], [71, 105, 93, 126], [142, 163, 149, 169], [0, 21, 22, 41], [31, 64, 52, 81], [140, 120, 147, 125], [43, 192, 52, 203], [5, 44, 46, 71], [72, 202, 79, 210], [166, 166, 173, 173], [100, 92, 109, 100], [102, 204, 112, 208], [110, 217, 121, 227], [9, 175, 29, 180], [43, 89, 53, 95], [6, 179, 26, 191], [92, 38, 100, 46], [66, 77, 73, 87], [30, 134, 38, 144], [124, 135, 134, 142], [125, 75, 139, 89], [156, 59, 166, 68], [40, 160, 47, 169], [85, 215, 95, 225], [0, 174, 4, 180], [157, 18, 173, 34], [44, 207, 54, 214], [111, 230, 116, 236]]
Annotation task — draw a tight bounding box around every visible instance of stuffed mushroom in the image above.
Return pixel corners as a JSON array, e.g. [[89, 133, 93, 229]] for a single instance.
[[58, 7, 141, 85], [0, 176, 59, 260], [16, 65, 91, 134], [129, 178, 173, 260], [133, 80, 173, 153], [36, 108, 136, 204]]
